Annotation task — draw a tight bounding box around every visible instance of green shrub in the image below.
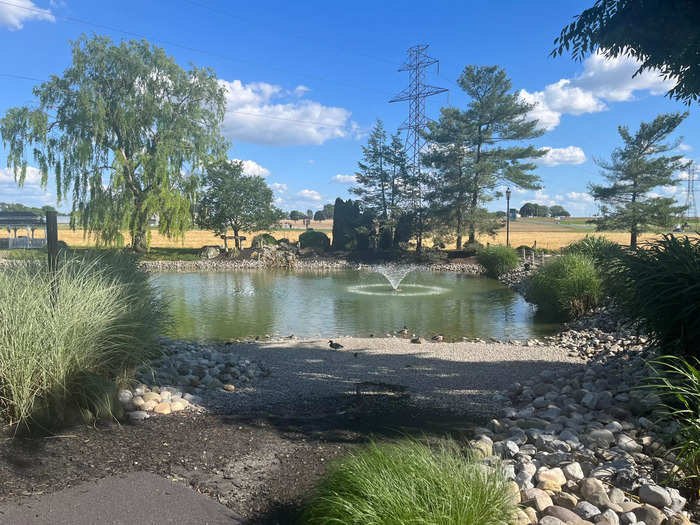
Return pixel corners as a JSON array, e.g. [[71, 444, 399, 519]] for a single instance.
[[300, 439, 516, 525], [299, 230, 330, 251], [0, 253, 166, 431], [525, 254, 603, 319], [647, 355, 700, 488], [612, 235, 700, 356], [462, 241, 484, 256], [565, 235, 623, 262], [251, 233, 277, 248], [477, 245, 519, 277]]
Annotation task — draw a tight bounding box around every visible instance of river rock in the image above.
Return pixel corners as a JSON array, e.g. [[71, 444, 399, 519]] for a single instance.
[[521, 488, 553, 512], [637, 484, 671, 508], [632, 504, 665, 525], [154, 401, 171, 415]]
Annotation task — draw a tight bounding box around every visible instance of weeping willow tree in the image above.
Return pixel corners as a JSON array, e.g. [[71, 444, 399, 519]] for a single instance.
[[1, 34, 227, 252]]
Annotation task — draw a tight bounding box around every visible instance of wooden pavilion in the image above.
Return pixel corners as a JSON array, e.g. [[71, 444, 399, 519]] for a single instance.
[[0, 211, 47, 249]]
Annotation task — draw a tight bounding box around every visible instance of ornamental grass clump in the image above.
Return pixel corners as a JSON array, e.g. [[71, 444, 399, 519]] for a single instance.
[[477, 245, 519, 278], [525, 253, 603, 320], [612, 235, 700, 357], [0, 252, 166, 432], [300, 438, 516, 525], [646, 356, 700, 487]]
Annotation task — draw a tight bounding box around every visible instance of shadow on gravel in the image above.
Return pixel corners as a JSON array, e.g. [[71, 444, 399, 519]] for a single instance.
[[0, 341, 584, 525]]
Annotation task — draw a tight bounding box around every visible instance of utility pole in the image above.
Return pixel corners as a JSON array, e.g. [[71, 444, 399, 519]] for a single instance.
[[506, 187, 511, 247], [390, 44, 447, 252], [685, 161, 698, 229]]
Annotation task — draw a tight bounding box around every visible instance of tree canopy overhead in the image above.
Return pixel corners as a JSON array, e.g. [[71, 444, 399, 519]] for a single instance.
[[1, 34, 228, 251], [590, 112, 689, 248], [551, 0, 700, 104]]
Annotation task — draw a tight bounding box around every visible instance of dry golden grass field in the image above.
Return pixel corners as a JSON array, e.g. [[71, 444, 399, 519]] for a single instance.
[[2, 218, 695, 250]]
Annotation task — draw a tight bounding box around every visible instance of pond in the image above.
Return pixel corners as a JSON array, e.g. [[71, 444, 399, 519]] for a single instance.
[[152, 270, 556, 341], [152, 269, 558, 342]]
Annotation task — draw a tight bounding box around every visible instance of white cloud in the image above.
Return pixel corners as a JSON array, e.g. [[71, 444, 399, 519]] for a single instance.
[[331, 174, 356, 184], [530, 190, 560, 207], [0, 0, 54, 30], [679, 143, 692, 152], [565, 191, 595, 203], [0, 166, 43, 184], [269, 182, 287, 193], [293, 85, 310, 97], [297, 189, 322, 201], [232, 158, 270, 178], [0, 167, 56, 209], [537, 146, 587, 167], [520, 50, 675, 131], [219, 79, 354, 146]]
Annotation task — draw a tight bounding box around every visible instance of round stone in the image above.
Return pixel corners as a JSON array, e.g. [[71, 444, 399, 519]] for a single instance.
[[153, 401, 172, 415], [223, 384, 236, 392], [127, 411, 149, 421]]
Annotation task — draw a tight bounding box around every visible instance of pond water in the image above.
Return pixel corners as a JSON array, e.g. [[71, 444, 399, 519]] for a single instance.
[[152, 270, 558, 341]]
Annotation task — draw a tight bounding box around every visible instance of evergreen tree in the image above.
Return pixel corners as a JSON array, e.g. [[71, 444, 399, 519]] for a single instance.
[[423, 66, 545, 247], [590, 112, 689, 248], [1, 35, 226, 252], [352, 121, 409, 247]]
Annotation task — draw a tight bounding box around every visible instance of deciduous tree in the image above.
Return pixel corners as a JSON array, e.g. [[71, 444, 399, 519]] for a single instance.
[[197, 160, 283, 250], [1, 35, 227, 252]]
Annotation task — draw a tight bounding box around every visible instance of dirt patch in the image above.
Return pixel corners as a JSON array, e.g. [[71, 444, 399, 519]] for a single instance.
[[0, 394, 477, 524]]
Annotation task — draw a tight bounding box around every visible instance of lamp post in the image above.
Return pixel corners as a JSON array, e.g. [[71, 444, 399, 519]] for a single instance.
[[505, 187, 512, 247]]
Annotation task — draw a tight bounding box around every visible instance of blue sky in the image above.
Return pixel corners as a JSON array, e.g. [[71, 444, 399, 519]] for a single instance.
[[0, 0, 697, 216]]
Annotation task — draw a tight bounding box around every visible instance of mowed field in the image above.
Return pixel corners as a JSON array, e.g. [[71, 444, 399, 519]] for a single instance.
[[2, 218, 695, 250]]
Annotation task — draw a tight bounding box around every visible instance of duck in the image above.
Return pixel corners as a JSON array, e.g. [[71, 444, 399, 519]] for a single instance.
[[398, 326, 409, 337], [410, 336, 422, 344], [431, 334, 444, 343], [329, 340, 344, 350]]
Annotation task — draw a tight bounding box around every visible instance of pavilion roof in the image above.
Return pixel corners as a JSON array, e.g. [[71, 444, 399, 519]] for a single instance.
[[0, 212, 45, 227]]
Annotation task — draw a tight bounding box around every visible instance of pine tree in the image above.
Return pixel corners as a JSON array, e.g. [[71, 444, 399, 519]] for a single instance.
[[590, 112, 689, 248], [423, 66, 545, 248]]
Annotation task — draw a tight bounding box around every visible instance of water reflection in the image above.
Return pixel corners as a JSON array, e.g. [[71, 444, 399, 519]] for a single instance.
[[153, 270, 558, 341]]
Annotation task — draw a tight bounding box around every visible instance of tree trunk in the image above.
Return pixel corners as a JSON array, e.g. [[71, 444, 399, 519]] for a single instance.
[[234, 228, 240, 250], [131, 202, 149, 253], [630, 228, 638, 250]]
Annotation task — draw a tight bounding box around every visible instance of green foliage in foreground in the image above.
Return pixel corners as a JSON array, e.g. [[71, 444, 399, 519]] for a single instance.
[[647, 356, 700, 487], [0, 253, 166, 431], [565, 235, 623, 262], [299, 230, 331, 251], [526, 254, 603, 320], [477, 245, 519, 278], [612, 235, 700, 356], [300, 439, 516, 525]]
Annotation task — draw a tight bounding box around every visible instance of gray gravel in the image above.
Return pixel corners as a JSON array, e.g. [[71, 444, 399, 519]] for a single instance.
[[204, 337, 585, 416]]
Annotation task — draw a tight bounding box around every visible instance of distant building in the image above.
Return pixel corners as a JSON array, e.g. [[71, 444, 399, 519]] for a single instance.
[[0, 211, 47, 249]]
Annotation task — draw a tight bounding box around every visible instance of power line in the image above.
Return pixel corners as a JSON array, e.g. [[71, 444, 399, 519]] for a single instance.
[[0, 72, 353, 129], [0, 0, 396, 97]]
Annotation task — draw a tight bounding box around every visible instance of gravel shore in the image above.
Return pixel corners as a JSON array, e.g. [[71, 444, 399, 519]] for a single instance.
[[197, 337, 584, 417]]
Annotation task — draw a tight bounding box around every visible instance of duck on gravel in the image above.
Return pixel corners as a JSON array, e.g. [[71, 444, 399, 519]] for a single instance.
[[431, 334, 444, 342], [328, 340, 344, 350]]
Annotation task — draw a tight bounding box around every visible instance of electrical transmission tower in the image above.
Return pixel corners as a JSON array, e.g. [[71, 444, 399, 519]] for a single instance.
[[389, 44, 448, 175], [389, 45, 447, 250]]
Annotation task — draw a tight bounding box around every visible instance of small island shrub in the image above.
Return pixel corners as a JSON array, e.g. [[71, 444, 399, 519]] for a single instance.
[[477, 245, 519, 277], [299, 230, 330, 251], [462, 241, 484, 256], [251, 233, 277, 248], [613, 235, 700, 356], [0, 253, 166, 431], [300, 438, 516, 525], [525, 253, 603, 319]]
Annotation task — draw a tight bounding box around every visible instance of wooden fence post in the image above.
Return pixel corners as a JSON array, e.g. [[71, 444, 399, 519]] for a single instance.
[[46, 211, 58, 303]]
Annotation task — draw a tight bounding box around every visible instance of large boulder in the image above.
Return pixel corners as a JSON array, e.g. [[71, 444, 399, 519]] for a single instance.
[[200, 245, 220, 259]]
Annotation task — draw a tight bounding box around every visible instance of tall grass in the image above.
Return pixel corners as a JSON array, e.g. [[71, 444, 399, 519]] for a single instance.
[[611, 235, 700, 356], [300, 439, 516, 525], [646, 356, 700, 487], [0, 252, 166, 431], [565, 235, 624, 263], [477, 245, 519, 278], [525, 254, 603, 320]]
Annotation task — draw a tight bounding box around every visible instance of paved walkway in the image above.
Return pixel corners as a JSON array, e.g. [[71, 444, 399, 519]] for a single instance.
[[0, 472, 243, 525]]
